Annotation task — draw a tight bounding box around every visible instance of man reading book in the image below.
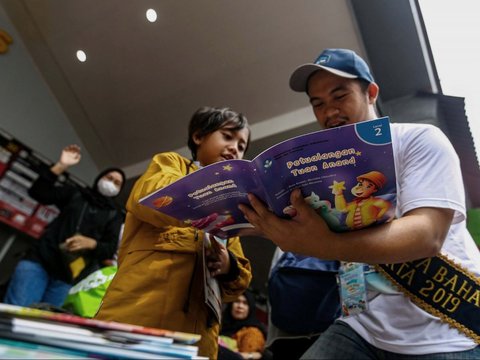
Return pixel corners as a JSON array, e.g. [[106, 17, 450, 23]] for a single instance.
[[239, 48, 480, 359]]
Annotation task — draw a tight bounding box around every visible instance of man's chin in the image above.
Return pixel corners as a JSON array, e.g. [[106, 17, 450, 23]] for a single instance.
[[328, 122, 348, 128]]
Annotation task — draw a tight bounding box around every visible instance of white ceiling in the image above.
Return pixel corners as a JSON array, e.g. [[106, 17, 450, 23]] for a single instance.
[[4, 0, 366, 178]]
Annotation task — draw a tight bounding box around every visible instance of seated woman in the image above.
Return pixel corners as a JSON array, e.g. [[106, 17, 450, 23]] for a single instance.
[[218, 290, 269, 360]]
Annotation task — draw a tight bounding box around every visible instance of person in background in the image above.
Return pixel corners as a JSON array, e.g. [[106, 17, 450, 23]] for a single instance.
[[4, 144, 125, 308], [239, 48, 480, 359], [62, 220, 126, 318], [95, 106, 252, 359], [218, 290, 269, 360]]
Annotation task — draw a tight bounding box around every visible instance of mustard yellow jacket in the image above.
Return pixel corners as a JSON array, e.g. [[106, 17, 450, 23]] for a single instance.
[[95, 152, 252, 359]]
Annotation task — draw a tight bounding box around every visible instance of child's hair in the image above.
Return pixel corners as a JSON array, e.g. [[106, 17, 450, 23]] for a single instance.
[[187, 106, 250, 160]]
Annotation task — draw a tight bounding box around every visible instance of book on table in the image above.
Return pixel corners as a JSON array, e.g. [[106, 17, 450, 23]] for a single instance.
[[139, 117, 397, 238], [0, 303, 205, 359]]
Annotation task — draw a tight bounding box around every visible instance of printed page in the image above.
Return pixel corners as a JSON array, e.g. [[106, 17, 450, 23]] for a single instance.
[[251, 117, 396, 232], [139, 159, 265, 238], [202, 235, 224, 324], [139, 117, 396, 236]]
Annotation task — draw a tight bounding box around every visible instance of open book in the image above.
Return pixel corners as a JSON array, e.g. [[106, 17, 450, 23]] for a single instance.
[[139, 117, 397, 238]]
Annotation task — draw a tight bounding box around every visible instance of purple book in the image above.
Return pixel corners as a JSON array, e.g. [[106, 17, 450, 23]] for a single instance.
[[139, 117, 396, 238]]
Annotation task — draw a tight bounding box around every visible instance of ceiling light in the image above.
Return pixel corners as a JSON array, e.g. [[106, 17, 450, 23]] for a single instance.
[[146, 9, 157, 23], [76, 50, 87, 62]]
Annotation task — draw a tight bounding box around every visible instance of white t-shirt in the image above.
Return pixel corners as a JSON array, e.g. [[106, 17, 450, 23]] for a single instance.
[[343, 122, 480, 354]]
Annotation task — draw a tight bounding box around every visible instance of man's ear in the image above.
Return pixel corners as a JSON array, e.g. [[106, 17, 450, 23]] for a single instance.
[[367, 82, 379, 104]]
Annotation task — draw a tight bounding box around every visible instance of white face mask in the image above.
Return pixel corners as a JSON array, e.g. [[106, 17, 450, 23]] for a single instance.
[[97, 179, 120, 197]]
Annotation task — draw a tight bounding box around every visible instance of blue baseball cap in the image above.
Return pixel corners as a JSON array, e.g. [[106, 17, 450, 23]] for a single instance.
[[289, 48, 374, 92]]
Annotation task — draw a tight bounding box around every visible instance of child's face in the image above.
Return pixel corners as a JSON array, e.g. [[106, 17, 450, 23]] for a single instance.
[[194, 126, 249, 166]]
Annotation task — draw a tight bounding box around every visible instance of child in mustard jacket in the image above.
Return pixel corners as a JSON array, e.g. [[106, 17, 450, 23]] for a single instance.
[[96, 106, 252, 358]]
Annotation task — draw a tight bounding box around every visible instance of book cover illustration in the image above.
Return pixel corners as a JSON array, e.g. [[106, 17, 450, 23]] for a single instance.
[[139, 117, 396, 238], [139, 160, 264, 238]]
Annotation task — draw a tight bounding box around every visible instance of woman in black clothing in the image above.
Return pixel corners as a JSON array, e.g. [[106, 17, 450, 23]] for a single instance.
[[3, 144, 125, 307], [219, 290, 271, 360]]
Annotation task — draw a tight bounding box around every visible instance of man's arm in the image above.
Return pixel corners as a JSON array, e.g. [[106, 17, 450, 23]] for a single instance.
[[239, 189, 453, 264]]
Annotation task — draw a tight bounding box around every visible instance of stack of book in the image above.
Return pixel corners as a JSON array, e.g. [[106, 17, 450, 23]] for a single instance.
[[0, 303, 204, 359]]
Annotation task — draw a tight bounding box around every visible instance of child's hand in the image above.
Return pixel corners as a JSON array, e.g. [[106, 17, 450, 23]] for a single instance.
[[205, 235, 230, 277]]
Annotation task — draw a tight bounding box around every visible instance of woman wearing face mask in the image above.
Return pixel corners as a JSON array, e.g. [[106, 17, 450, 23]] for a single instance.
[[3, 144, 126, 308]]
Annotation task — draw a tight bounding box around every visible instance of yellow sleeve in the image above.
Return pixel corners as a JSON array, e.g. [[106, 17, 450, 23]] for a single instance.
[[126, 152, 195, 228], [334, 193, 348, 212], [374, 198, 391, 219], [220, 236, 252, 302]]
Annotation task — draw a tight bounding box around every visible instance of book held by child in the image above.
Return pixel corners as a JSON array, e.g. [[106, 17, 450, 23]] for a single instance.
[[139, 117, 397, 238]]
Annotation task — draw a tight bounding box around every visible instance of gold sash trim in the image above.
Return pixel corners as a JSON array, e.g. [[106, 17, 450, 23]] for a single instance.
[[375, 254, 480, 344]]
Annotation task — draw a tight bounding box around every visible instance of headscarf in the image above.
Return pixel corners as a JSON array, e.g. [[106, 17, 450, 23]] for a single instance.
[[220, 290, 267, 337], [92, 167, 126, 194], [79, 167, 126, 209]]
